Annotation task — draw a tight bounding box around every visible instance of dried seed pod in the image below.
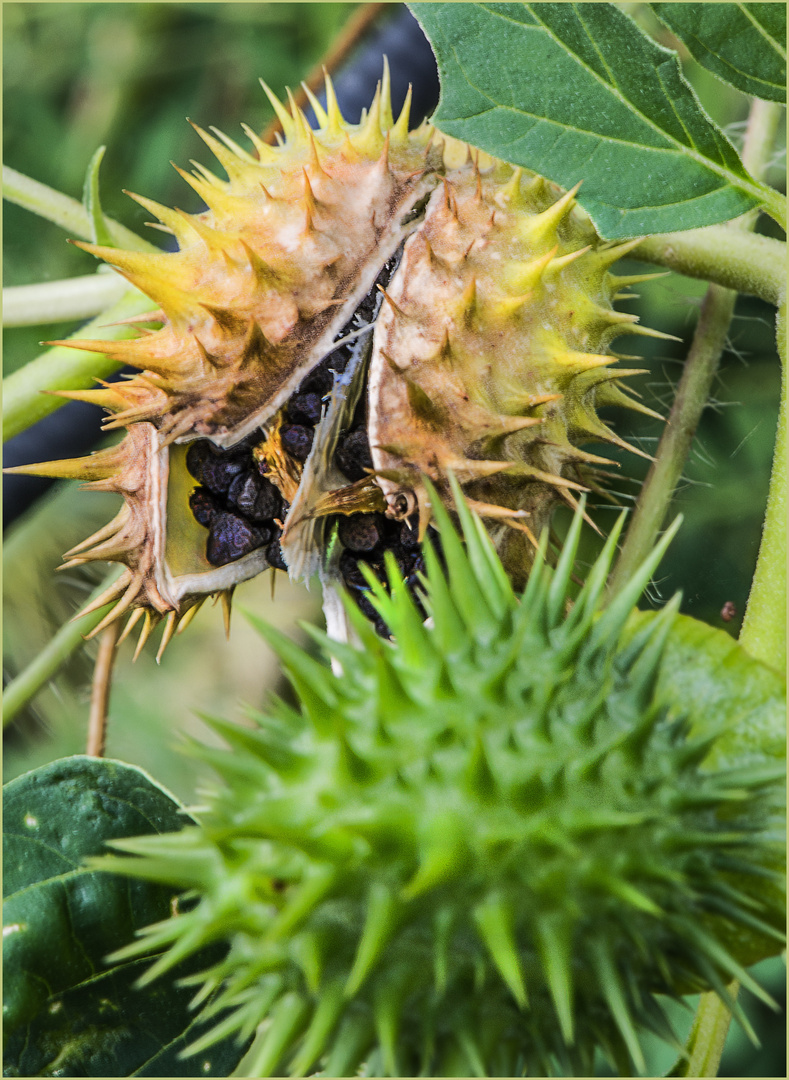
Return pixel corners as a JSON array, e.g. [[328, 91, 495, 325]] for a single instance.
[[6, 67, 664, 649]]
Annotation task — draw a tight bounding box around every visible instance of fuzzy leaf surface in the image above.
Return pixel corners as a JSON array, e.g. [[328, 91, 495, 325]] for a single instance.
[[413, 2, 764, 237], [653, 3, 787, 103], [3, 756, 247, 1077]]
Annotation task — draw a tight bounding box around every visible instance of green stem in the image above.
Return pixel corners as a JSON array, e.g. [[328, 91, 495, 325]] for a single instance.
[[633, 228, 784, 307], [2, 567, 124, 728], [668, 987, 739, 1078], [3, 288, 158, 442], [3, 165, 159, 253], [607, 282, 736, 597], [610, 97, 784, 600], [3, 271, 135, 328], [739, 298, 787, 670]]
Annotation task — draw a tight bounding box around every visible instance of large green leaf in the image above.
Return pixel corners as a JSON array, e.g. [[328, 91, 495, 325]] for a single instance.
[[653, 3, 786, 104], [3, 757, 248, 1077], [413, 2, 770, 237]]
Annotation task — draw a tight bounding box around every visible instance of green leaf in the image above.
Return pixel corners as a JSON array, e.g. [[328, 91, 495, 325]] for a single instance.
[[624, 610, 786, 768], [3, 757, 248, 1077], [653, 3, 786, 104], [82, 146, 115, 247], [413, 2, 769, 237]]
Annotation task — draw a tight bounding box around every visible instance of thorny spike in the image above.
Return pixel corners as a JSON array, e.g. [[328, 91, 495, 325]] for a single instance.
[[239, 122, 280, 164], [558, 489, 603, 534], [592, 237, 645, 269], [221, 588, 235, 639], [176, 600, 205, 635], [156, 610, 178, 663], [323, 68, 344, 136], [527, 180, 582, 238], [209, 125, 260, 166], [506, 246, 558, 293], [355, 83, 384, 154], [286, 88, 312, 143], [259, 79, 296, 141], [553, 350, 613, 370], [118, 607, 145, 645], [301, 81, 328, 128], [85, 573, 142, 637], [188, 120, 251, 183], [390, 83, 412, 145], [64, 508, 130, 558], [380, 56, 394, 131], [133, 611, 157, 662], [549, 244, 592, 272]]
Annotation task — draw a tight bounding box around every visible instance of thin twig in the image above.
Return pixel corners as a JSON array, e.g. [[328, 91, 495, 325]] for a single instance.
[[260, 2, 392, 144], [86, 620, 120, 757]]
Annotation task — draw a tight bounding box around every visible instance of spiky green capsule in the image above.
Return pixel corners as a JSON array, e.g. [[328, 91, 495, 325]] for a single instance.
[[97, 491, 784, 1077]]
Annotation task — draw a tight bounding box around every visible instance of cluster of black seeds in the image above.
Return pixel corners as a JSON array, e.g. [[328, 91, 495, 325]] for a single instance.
[[335, 513, 442, 637], [186, 435, 288, 569]]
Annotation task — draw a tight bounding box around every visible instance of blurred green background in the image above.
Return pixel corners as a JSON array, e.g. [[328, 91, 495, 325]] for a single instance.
[[3, 4, 785, 1076]]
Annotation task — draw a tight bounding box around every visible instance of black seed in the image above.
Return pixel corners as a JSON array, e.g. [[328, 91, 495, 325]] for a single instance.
[[206, 512, 269, 566], [227, 471, 283, 522], [399, 519, 421, 550], [186, 440, 245, 495], [339, 549, 374, 590], [335, 428, 373, 481], [286, 391, 323, 427], [266, 538, 288, 571], [351, 588, 379, 621], [189, 487, 219, 528], [298, 366, 333, 398], [281, 424, 314, 463], [338, 513, 385, 553]]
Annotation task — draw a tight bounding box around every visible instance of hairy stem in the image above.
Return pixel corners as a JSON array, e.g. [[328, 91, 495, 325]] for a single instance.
[[633, 228, 784, 307], [610, 96, 783, 599], [3, 288, 158, 441], [740, 297, 787, 670], [2, 165, 159, 253], [3, 271, 135, 328], [607, 283, 736, 596], [2, 567, 124, 728]]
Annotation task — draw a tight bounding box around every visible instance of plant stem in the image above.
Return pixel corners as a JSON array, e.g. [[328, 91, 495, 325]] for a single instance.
[[669, 985, 740, 1078], [607, 283, 736, 596], [2, 567, 124, 728], [3, 288, 157, 441], [86, 621, 120, 756], [3, 271, 135, 328], [633, 228, 784, 307], [739, 297, 787, 670], [2, 165, 159, 253], [610, 97, 783, 599]]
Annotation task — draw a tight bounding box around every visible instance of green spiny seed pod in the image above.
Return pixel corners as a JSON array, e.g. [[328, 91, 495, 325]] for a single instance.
[[97, 488, 785, 1077]]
